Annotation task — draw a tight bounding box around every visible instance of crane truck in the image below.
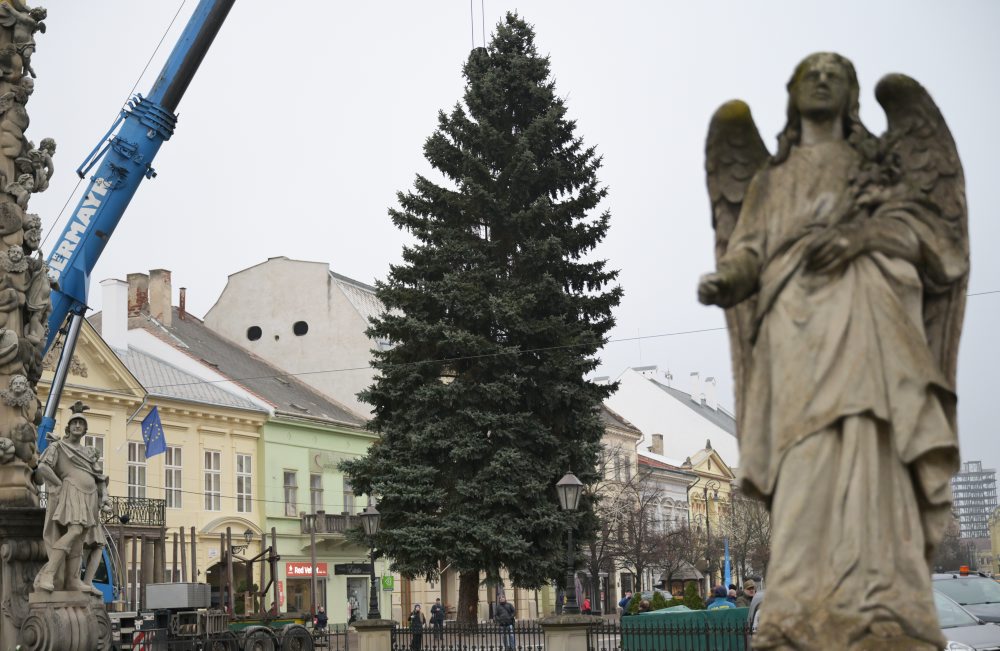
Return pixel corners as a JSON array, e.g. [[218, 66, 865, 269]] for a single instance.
[[37, 2, 317, 649]]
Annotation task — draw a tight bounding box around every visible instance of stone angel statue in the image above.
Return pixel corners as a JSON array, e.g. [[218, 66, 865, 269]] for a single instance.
[[697, 52, 968, 650]]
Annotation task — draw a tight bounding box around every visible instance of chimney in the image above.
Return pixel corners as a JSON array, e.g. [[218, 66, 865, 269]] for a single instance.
[[704, 376, 718, 410], [148, 269, 172, 327], [179, 287, 187, 321], [636, 365, 658, 379], [650, 433, 664, 456], [127, 272, 149, 321], [690, 371, 701, 404], [99, 279, 128, 350]]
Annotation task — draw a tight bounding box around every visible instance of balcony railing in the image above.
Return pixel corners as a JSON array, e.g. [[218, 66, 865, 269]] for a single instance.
[[38, 494, 166, 527], [300, 511, 359, 536]]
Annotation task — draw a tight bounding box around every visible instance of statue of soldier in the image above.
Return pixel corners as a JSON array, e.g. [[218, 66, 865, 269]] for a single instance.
[[32, 401, 108, 595]]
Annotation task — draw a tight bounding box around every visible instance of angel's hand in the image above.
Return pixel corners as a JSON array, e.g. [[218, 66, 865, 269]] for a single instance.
[[805, 224, 866, 274], [698, 272, 729, 306]]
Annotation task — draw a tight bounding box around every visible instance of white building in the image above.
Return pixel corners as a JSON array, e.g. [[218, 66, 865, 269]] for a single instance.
[[204, 257, 383, 416], [603, 366, 739, 469]]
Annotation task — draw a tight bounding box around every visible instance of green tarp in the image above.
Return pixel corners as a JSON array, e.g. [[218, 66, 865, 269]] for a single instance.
[[621, 606, 749, 651]]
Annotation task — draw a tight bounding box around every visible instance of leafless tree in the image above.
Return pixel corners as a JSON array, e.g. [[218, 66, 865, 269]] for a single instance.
[[721, 491, 771, 583]]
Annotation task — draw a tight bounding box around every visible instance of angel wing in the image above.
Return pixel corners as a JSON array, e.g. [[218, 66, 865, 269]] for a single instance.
[[875, 74, 968, 387], [704, 100, 770, 431]]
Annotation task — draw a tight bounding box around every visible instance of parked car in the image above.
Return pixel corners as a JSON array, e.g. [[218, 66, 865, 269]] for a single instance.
[[934, 572, 1000, 623], [935, 591, 1000, 650], [745, 589, 1000, 649]]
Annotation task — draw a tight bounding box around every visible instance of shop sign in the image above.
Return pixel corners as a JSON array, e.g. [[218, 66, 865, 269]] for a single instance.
[[381, 575, 394, 591], [333, 563, 373, 576], [286, 562, 329, 577]]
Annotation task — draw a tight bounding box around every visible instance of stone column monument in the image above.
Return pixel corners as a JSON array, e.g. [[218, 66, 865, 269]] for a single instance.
[[0, 1, 111, 648], [698, 53, 968, 650]]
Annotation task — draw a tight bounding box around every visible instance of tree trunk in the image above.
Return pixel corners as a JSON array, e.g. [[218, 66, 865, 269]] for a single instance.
[[458, 570, 480, 624]]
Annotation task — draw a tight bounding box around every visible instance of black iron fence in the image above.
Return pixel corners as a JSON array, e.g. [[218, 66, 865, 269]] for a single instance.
[[391, 621, 543, 650], [314, 623, 352, 650], [588, 619, 752, 651]]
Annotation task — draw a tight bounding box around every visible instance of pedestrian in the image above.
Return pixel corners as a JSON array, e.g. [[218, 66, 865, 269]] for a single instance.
[[727, 589, 738, 603], [706, 586, 733, 610], [618, 590, 633, 614], [735, 580, 756, 608], [430, 597, 445, 645], [314, 606, 328, 631], [493, 594, 516, 650], [409, 603, 427, 651], [582, 596, 591, 614]]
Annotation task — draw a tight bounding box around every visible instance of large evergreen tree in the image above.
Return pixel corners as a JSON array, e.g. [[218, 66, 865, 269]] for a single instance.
[[342, 13, 621, 621]]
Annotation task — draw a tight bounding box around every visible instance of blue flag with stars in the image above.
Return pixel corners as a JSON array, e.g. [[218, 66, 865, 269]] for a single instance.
[[141, 406, 167, 458]]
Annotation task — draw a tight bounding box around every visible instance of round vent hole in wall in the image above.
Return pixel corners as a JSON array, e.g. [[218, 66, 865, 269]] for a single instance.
[[247, 326, 262, 341], [293, 321, 309, 336]]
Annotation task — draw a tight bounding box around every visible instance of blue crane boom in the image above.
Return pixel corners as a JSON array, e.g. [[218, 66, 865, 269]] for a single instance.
[[38, 0, 235, 450]]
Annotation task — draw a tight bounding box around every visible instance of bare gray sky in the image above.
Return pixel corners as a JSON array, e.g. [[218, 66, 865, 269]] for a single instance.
[[30, 1, 1000, 472]]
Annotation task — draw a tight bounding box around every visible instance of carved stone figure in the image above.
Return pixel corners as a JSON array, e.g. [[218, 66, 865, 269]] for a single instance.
[[15, 137, 52, 191], [698, 53, 967, 650], [0, 2, 45, 78], [31, 403, 108, 596]]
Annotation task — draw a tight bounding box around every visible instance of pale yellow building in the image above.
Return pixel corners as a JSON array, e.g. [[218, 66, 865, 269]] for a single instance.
[[40, 319, 268, 605]]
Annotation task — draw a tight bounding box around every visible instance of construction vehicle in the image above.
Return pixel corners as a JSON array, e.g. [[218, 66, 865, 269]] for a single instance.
[[107, 526, 316, 651]]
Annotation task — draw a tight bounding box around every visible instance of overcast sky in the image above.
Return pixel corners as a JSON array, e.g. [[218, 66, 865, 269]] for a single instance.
[[28, 1, 1000, 474]]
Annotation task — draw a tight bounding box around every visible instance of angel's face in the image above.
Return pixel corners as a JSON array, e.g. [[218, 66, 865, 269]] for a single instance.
[[793, 57, 850, 120]]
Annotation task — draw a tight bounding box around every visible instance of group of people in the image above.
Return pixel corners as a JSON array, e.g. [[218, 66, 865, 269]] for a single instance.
[[407, 597, 450, 650], [706, 580, 756, 610]]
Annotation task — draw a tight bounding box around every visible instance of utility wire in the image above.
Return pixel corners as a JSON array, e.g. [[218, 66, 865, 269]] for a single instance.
[[40, 0, 188, 249]]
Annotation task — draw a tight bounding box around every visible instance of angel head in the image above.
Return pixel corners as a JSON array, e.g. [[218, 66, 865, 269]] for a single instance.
[[775, 52, 874, 164], [38, 138, 54, 155]]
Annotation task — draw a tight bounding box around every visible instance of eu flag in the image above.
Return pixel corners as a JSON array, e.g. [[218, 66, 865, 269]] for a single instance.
[[141, 406, 167, 458]]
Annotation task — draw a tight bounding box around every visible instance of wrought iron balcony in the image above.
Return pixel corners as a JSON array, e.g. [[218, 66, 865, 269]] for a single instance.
[[37, 494, 165, 527], [300, 511, 359, 536], [102, 496, 166, 527]]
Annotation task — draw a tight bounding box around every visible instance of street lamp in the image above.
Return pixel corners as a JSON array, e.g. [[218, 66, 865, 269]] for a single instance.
[[360, 505, 382, 620], [556, 472, 583, 615], [230, 528, 255, 555]]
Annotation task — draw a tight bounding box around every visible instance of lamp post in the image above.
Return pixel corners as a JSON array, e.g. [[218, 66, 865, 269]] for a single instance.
[[556, 472, 583, 615], [230, 528, 255, 555], [360, 505, 382, 620], [702, 480, 720, 588]]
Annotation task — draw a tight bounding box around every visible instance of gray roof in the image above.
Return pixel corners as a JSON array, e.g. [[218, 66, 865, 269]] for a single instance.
[[114, 346, 264, 412], [600, 405, 642, 434], [132, 309, 365, 426], [330, 270, 383, 325], [649, 380, 736, 436]]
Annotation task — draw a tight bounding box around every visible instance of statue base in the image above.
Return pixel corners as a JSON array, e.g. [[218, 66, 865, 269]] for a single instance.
[[20, 591, 111, 651], [0, 507, 44, 651]]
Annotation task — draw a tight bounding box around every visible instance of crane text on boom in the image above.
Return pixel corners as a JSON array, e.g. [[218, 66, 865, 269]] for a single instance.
[[47, 178, 110, 282]]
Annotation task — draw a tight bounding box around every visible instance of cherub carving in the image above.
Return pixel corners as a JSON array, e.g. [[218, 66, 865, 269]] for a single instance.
[[23, 253, 47, 346], [0, 2, 46, 78], [14, 137, 52, 191], [697, 53, 967, 650], [4, 172, 32, 208]]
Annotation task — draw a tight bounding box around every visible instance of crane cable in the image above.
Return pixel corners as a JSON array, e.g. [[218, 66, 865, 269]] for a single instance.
[[41, 0, 189, 249]]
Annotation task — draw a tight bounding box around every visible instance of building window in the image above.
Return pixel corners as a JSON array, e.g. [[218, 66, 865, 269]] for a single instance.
[[165, 446, 182, 509], [343, 477, 355, 514], [310, 473, 323, 513], [284, 471, 298, 517], [204, 450, 221, 511], [236, 454, 252, 513], [84, 434, 105, 465], [127, 442, 146, 499]]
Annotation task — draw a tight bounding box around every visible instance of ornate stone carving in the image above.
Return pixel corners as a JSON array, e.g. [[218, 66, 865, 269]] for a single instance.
[[699, 53, 967, 650]]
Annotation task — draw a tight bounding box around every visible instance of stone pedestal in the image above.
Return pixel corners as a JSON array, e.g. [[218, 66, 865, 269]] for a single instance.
[[353, 618, 396, 651], [0, 507, 44, 651], [20, 590, 111, 650], [0, 461, 39, 506], [539, 614, 602, 651]]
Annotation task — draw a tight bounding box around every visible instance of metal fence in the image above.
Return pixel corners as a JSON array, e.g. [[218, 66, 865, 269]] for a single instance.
[[314, 623, 352, 650], [391, 621, 544, 650], [588, 619, 752, 651]]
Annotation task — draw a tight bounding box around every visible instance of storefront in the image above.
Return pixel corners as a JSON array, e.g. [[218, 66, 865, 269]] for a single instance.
[[284, 562, 328, 614]]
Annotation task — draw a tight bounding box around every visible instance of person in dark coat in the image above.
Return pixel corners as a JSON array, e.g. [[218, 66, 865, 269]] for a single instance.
[[409, 604, 427, 651], [735, 580, 756, 608], [494, 594, 516, 650], [430, 598, 445, 644], [314, 606, 328, 631]]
